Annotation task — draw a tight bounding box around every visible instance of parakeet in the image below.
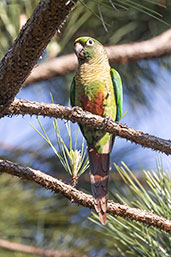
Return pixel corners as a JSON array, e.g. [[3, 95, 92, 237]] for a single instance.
[[70, 37, 123, 225]]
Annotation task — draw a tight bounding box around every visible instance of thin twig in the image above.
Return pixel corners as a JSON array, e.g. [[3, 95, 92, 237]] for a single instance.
[[0, 238, 87, 257], [3, 98, 171, 155], [25, 29, 171, 86], [0, 159, 170, 232]]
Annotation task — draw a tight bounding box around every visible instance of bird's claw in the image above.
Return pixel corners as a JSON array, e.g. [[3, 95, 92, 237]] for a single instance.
[[103, 116, 113, 126]]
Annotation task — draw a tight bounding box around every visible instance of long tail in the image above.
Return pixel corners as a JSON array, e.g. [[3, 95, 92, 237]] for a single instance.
[[88, 145, 110, 225]]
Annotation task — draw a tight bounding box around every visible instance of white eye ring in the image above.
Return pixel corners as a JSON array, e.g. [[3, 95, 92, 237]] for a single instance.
[[86, 39, 94, 46]]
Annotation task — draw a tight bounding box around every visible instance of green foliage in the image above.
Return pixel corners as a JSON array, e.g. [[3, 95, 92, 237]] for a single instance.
[[90, 162, 171, 256], [0, 173, 90, 256], [0, 0, 60, 58], [31, 115, 89, 186], [1, 161, 170, 256], [62, 0, 170, 50], [0, 0, 39, 56], [1, 0, 169, 56]]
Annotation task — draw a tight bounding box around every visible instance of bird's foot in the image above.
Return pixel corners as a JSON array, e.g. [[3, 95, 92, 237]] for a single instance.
[[103, 116, 114, 126]]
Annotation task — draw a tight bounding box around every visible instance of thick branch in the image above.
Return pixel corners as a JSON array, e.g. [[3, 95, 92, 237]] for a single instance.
[[25, 29, 171, 86], [107, 28, 171, 63], [0, 0, 77, 111], [0, 238, 86, 257], [4, 99, 171, 155], [0, 159, 170, 232], [25, 53, 77, 86]]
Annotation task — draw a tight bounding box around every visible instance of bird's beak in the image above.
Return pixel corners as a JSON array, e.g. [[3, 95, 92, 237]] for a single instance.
[[74, 42, 85, 59]]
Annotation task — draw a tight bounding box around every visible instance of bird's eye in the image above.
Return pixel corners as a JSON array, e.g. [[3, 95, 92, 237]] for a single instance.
[[86, 39, 94, 46]]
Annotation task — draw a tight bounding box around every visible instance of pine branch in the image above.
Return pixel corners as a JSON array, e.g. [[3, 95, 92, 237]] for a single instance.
[[107, 28, 171, 63], [0, 238, 87, 257], [0, 0, 78, 112], [0, 159, 170, 232], [25, 29, 171, 86], [3, 98, 171, 155]]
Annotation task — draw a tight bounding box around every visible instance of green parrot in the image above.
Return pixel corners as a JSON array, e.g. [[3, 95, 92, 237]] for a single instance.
[[70, 37, 123, 225]]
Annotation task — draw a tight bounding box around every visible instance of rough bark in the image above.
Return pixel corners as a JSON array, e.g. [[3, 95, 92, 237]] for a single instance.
[[25, 29, 171, 86], [0, 159, 170, 232], [3, 99, 171, 155], [0, 238, 87, 257], [0, 0, 77, 112]]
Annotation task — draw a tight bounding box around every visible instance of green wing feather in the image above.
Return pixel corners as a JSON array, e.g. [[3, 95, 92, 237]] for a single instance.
[[70, 78, 87, 141], [110, 68, 123, 122], [70, 78, 76, 107]]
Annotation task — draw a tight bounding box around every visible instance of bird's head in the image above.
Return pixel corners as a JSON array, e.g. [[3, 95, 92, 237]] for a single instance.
[[74, 37, 106, 62]]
